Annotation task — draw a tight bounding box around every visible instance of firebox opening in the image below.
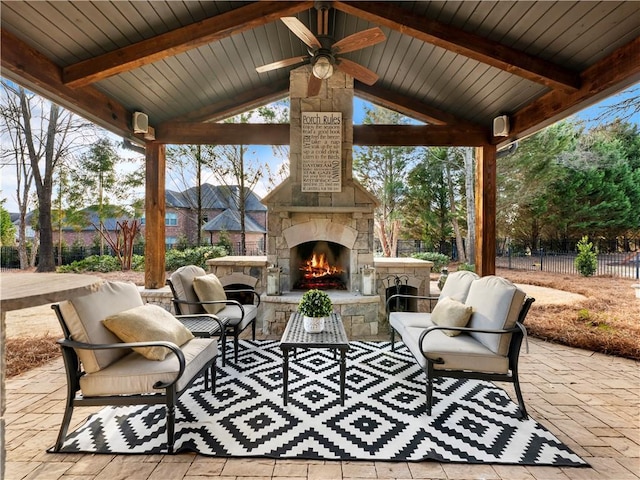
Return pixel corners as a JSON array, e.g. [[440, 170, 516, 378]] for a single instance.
[[291, 240, 349, 290]]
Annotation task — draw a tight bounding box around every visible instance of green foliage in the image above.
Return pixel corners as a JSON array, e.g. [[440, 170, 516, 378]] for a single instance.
[[0, 203, 16, 246], [298, 289, 333, 317], [412, 252, 450, 273], [164, 245, 227, 271], [57, 255, 122, 273], [216, 230, 232, 254], [457, 263, 476, 272], [574, 236, 597, 277]]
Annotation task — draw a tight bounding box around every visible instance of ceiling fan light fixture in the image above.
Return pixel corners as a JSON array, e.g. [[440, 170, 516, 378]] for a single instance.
[[312, 55, 333, 80]]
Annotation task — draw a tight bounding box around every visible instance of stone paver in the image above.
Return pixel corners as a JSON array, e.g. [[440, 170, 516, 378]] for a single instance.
[[3, 336, 639, 480]]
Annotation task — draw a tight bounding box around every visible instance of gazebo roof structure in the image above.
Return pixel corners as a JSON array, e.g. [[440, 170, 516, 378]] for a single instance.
[[1, 1, 639, 287]]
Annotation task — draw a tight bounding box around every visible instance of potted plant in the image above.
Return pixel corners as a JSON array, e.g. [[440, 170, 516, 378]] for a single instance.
[[298, 289, 333, 333]]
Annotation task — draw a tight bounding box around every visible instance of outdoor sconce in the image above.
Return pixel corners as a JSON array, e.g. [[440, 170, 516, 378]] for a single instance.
[[267, 265, 282, 296], [312, 55, 333, 80], [360, 265, 377, 296]]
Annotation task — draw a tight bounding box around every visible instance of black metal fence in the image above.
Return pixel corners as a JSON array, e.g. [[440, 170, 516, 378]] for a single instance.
[[496, 249, 640, 279]]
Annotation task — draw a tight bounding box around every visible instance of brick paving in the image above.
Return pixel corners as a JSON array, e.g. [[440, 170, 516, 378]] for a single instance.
[[4, 336, 639, 480]]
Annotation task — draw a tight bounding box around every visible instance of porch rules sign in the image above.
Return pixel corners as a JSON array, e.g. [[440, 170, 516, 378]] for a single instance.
[[301, 112, 342, 192]]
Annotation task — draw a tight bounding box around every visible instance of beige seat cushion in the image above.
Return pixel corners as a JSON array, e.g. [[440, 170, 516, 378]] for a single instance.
[[405, 326, 509, 374], [430, 296, 473, 337], [193, 274, 227, 315], [103, 304, 195, 361], [389, 311, 435, 337], [169, 265, 208, 315], [466, 276, 526, 355], [59, 281, 144, 373], [79, 338, 217, 396], [218, 304, 257, 329]]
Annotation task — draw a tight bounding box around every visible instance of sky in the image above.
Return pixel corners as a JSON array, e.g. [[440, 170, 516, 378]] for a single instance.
[[1, 84, 638, 213]]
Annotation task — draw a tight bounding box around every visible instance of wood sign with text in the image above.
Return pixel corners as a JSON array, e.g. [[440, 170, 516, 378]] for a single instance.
[[301, 112, 342, 192]]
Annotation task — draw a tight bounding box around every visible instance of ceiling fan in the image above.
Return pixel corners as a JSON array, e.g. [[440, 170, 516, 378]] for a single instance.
[[256, 3, 386, 96]]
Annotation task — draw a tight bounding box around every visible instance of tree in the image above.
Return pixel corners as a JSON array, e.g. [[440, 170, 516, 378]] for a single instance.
[[208, 113, 264, 255], [0, 201, 16, 246], [353, 106, 417, 256], [0, 82, 90, 271]]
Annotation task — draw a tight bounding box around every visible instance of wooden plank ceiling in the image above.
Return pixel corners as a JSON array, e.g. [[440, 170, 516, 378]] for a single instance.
[[1, 1, 639, 148]]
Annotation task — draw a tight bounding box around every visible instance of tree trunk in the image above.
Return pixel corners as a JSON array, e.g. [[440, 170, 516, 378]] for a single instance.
[[445, 152, 467, 262], [463, 147, 476, 263]]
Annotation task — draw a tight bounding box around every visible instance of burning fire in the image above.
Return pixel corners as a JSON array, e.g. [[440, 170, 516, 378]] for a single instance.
[[300, 252, 344, 279]]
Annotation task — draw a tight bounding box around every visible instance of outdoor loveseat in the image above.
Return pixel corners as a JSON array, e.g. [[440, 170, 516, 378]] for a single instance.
[[388, 274, 534, 418], [51, 281, 220, 453]]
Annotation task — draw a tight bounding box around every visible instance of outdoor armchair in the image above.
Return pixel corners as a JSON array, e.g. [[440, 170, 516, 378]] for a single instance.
[[168, 265, 260, 363], [50, 281, 219, 454]]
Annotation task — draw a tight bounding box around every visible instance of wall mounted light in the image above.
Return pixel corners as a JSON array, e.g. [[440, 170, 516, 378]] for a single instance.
[[312, 55, 333, 80]]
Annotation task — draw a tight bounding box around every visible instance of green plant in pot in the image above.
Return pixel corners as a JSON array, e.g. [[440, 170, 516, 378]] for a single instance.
[[298, 289, 333, 333]]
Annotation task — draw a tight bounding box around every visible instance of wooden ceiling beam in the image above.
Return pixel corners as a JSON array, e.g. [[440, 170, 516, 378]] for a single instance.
[[335, 1, 581, 92], [354, 124, 490, 147], [155, 122, 290, 145], [171, 78, 290, 123], [355, 82, 479, 128], [1, 29, 137, 141], [155, 121, 489, 147], [62, 1, 314, 88], [505, 36, 640, 145]]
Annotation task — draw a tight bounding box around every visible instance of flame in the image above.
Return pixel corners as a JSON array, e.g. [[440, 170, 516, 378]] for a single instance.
[[300, 252, 344, 279]]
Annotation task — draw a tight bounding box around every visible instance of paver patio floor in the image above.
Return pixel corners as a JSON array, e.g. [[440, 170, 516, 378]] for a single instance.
[[4, 333, 639, 480]]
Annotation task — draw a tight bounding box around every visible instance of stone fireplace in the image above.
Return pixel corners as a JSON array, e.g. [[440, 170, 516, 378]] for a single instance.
[[206, 65, 432, 337]]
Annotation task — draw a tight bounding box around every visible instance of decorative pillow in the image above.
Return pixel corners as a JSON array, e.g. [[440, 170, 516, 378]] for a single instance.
[[103, 304, 194, 361], [193, 274, 227, 314], [431, 296, 473, 337]]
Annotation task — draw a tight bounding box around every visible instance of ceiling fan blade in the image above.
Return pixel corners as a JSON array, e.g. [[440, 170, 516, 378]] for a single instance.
[[256, 56, 308, 73], [335, 58, 379, 85], [332, 27, 386, 54], [308, 75, 322, 97], [281, 17, 321, 49]]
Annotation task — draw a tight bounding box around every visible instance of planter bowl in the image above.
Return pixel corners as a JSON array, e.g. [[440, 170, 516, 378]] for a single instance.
[[303, 315, 326, 333]]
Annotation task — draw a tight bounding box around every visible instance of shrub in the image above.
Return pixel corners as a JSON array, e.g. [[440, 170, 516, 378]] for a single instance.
[[574, 236, 597, 277], [412, 252, 450, 273], [164, 245, 228, 271], [298, 289, 333, 317], [457, 263, 476, 272], [57, 255, 121, 273]]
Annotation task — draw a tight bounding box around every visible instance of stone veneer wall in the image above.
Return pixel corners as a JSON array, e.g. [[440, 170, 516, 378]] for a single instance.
[[262, 66, 379, 294]]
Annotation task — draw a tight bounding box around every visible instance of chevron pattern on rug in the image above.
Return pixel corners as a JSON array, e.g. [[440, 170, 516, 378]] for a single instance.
[[57, 340, 586, 466]]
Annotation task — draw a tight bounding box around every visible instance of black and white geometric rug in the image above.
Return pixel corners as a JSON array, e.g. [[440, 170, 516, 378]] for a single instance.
[[57, 340, 586, 466]]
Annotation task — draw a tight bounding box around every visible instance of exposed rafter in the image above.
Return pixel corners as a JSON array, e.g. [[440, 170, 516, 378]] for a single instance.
[[170, 78, 290, 124], [502, 36, 640, 145], [335, 1, 582, 92], [1, 29, 136, 141], [62, 1, 314, 88]]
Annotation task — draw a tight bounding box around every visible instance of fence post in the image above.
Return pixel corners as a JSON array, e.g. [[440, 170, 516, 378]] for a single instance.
[[636, 254, 639, 280], [539, 248, 543, 271], [508, 245, 512, 270]]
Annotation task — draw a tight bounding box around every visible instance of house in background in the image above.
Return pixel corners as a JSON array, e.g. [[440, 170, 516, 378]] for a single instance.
[[156, 184, 267, 250], [51, 207, 136, 248]]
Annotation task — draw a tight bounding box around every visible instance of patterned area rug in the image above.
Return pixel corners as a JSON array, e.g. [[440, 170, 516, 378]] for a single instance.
[[58, 340, 586, 465]]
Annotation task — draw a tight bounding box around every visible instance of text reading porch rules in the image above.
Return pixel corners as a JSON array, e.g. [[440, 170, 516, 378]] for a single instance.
[[301, 112, 342, 192]]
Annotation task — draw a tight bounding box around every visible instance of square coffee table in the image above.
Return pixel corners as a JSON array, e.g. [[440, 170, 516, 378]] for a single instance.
[[280, 312, 350, 406]]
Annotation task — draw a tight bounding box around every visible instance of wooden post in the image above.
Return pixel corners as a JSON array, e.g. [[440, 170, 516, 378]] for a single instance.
[[474, 145, 496, 277], [145, 143, 166, 288]]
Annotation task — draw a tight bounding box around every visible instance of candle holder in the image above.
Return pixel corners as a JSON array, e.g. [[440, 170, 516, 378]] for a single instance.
[[267, 265, 282, 296]]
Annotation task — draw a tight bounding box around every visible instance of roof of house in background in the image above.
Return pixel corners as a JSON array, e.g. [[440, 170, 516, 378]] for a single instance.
[[166, 184, 267, 212], [202, 209, 267, 234]]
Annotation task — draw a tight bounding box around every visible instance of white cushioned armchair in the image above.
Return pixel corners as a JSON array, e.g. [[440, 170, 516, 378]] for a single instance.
[[50, 281, 220, 454], [167, 265, 260, 363], [390, 275, 534, 418]]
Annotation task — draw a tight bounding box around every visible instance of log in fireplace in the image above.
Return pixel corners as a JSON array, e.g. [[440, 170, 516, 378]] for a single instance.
[[291, 240, 349, 290]]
